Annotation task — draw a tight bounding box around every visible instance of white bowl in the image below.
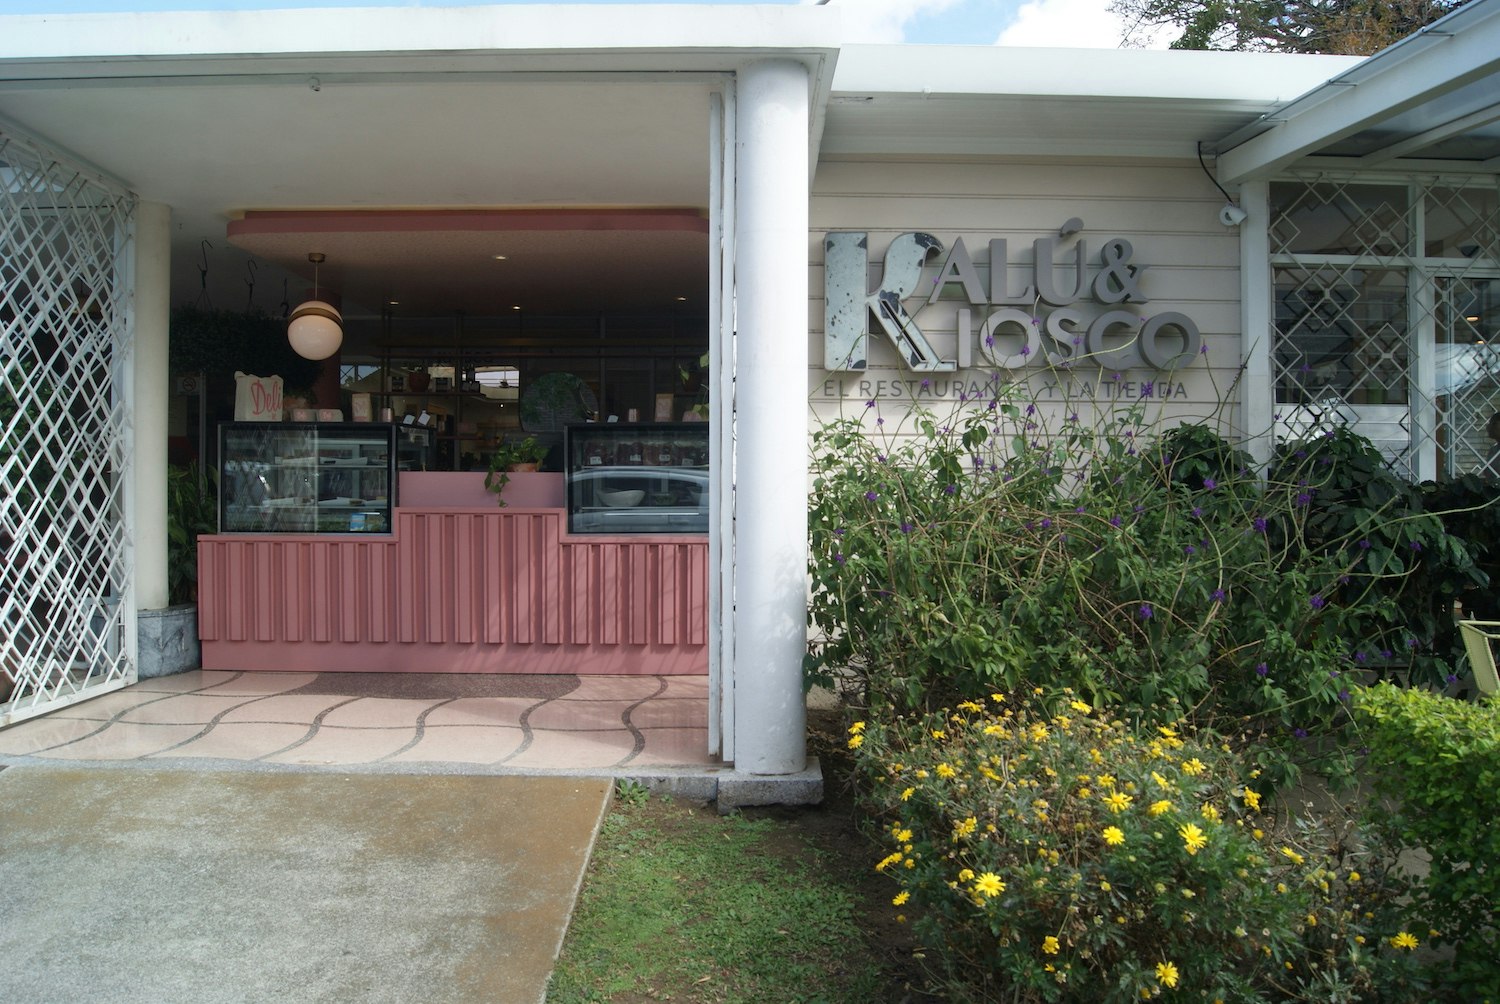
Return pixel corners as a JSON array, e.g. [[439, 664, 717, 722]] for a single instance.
[[598, 488, 644, 507]]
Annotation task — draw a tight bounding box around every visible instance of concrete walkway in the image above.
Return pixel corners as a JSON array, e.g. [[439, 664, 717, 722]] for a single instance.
[[0, 765, 610, 1004]]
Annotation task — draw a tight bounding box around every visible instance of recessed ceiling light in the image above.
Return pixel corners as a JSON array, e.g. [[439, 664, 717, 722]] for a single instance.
[[387, 300, 400, 305], [512, 305, 521, 311], [492, 254, 508, 261], [675, 296, 688, 302]]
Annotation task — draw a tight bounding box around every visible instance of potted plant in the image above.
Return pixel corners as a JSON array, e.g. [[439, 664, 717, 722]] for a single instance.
[[484, 435, 549, 507]]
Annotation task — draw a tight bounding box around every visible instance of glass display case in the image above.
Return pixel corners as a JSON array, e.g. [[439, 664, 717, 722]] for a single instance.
[[219, 423, 397, 534], [564, 423, 709, 534]]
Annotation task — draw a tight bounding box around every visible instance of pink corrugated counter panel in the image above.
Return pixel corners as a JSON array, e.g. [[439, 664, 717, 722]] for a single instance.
[[197, 508, 708, 674]]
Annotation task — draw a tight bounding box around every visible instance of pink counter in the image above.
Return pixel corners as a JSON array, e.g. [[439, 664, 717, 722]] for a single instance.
[[197, 474, 708, 675]]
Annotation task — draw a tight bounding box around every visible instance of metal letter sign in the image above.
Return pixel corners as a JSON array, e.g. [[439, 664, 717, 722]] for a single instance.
[[824, 232, 955, 372]]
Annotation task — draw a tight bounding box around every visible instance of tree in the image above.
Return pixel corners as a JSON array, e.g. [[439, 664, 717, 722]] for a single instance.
[[1110, 0, 1472, 55]]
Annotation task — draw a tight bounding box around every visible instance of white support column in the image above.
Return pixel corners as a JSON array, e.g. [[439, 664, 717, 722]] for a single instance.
[[731, 59, 809, 775], [1238, 181, 1274, 466], [132, 201, 172, 611]]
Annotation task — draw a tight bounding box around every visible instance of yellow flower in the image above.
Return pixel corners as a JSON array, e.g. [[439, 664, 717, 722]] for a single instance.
[[1042, 935, 1060, 955], [892, 890, 910, 906], [957, 868, 975, 882], [1077, 787, 1092, 799], [1200, 803, 1220, 822], [1102, 826, 1126, 846], [1390, 931, 1419, 950], [848, 721, 866, 734], [876, 852, 902, 871], [894, 828, 912, 843], [1179, 822, 1208, 855], [1148, 799, 1172, 816], [1095, 773, 1117, 788], [1241, 788, 1261, 810], [1069, 699, 1092, 713], [936, 763, 957, 779], [1100, 880, 1112, 891], [847, 734, 864, 749], [900, 786, 915, 801], [1347, 870, 1360, 882], [1280, 847, 1305, 866], [974, 872, 1005, 897], [1180, 758, 1206, 776], [990, 692, 1005, 702], [1150, 771, 1176, 791], [931, 729, 946, 740], [1103, 791, 1133, 813], [1156, 960, 1180, 988], [958, 700, 984, 712], [953, 816, 978, 838]]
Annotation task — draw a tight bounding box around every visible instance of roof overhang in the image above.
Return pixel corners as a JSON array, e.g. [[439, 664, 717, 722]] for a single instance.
[[1210, 0, 1500, 183]]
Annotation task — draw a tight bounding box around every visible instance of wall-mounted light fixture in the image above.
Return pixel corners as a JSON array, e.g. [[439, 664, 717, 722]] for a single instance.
[[287, 252, 343, 360]]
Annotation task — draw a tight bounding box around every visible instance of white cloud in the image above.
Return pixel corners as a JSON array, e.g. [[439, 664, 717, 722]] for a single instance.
[[808, 0, 971, 44], [995, 0, 1170, 48]]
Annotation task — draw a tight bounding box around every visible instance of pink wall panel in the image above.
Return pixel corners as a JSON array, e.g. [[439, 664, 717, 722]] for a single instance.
[[199, 508, 708, 675]]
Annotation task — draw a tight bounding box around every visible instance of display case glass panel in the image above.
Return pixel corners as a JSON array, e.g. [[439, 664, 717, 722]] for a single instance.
[[564, 423, 709, 534], [219, 423, 397, 534]]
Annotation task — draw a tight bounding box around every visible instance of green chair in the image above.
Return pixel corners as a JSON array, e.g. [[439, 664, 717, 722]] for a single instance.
[[1457, 620, 1500, 696]]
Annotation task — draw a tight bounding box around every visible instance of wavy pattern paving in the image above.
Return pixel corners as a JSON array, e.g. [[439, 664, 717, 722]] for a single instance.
[[0, 670, 712, 772]]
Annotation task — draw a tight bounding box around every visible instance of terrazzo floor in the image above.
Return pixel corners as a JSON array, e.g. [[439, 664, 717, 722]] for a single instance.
[[0, 670, 717, 774]]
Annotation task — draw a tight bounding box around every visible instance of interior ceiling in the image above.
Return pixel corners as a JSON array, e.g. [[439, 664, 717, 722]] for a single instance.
[[0, 75, 714, 323]]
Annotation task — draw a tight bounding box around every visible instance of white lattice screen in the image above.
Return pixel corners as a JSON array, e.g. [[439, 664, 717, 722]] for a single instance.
[[1, 127, 137, 725], [1271, 174, 1500, 481]]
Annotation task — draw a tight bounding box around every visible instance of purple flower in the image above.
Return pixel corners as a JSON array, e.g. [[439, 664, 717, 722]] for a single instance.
[[944, 483, 957, 495], [876, 417, 884, 426], [1202, 477, 1217, 490], [1040, 518, 1053, 529], [1024, 521, 1035, 531], [876, 453, 886, 462], [865, 399, 875, 409], [1025, 404, 1036, 416], [1294, 727, 1309, 739], [1255, 663, 1269, 677], [833, 527, 845, 536], [899, 522, 914, 534], [1185, 545, 1197, 555], [1410, 540, 1423, 552], [1296, 492, 1313, 507], [1380, 648, 1393, 659], [1446, 673, 1459, 685], [921, 378, 930, 389], [1406, 637, 1420, 649], [1253, 517, 1268, 533], [1191, 506, 1203, 518], [1020, 344, 1032, 356], [1339, 689, 1351, 702], [833, 553, 846, 565], [1200, 343, 1209, 354], [1212, 588, 1227, 602], [865, 491, 878, 502], [1141, 380, 1155, 397], [1075, 506, 1086, 514], [1358, 539, 1371, 550], [1109, 515, 1123, 528], [1355, 651, 1367, 663], [1138, 604, 1154, 620], [1310, 594, 1326, 609]]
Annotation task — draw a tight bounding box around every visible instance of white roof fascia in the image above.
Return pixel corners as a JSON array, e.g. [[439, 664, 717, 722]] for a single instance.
[[1213, 0, 1500, 184], [0, 4, 838, 67], [831, 43, 1361, 103]]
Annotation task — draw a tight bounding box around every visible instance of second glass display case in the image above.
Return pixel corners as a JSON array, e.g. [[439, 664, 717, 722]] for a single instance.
[[564, 423, 709, 534], [219, 423, 398, 534]]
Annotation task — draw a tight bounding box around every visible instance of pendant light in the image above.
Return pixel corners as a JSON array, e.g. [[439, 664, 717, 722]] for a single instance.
[[287, 252, 343, 361]]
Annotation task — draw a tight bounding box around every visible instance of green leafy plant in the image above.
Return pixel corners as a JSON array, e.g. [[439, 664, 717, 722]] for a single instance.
[[807, 389, 1404, 785], [849, 694, 1426, 1002], [166, 462, 218, 606], [169, 305, 323, 388], [1354, 683, 1500, 998], [483, 435, 549, 507]]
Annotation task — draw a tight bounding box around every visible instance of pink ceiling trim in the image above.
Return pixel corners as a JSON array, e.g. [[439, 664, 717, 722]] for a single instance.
[[229, 208, 710, 239]]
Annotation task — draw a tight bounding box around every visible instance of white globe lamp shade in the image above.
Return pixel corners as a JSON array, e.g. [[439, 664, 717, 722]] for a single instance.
[[288, 300, 343, 361]]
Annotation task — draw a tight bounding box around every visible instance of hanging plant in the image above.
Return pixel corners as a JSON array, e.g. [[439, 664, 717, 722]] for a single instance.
[[169, 305, 323, 387]]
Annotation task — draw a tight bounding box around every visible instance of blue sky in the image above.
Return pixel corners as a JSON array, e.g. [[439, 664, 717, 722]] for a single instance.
[[0, 0, 1158, 48]]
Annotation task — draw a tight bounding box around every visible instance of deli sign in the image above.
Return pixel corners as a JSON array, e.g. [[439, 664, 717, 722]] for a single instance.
[[824, 227, 1203, 374]]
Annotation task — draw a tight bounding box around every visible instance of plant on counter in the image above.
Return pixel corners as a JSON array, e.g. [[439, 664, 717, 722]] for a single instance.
[[483, 435, 549, 507]]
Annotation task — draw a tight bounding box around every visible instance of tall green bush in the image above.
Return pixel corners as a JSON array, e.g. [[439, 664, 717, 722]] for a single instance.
[[807, 389, 1425, 783], [1354, 683, 1500, 999]]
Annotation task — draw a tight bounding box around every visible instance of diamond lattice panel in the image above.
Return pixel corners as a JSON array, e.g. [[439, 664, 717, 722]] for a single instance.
[[1, 129, 137, 723], [1272, 174, 1500, 481]]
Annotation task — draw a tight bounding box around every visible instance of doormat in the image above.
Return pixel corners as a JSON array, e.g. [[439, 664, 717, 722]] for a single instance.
[[287, 672, 582, 701]]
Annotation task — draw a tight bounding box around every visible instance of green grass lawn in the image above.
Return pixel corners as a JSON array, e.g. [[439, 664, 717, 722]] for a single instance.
[[547, 780, 912, 1003]]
